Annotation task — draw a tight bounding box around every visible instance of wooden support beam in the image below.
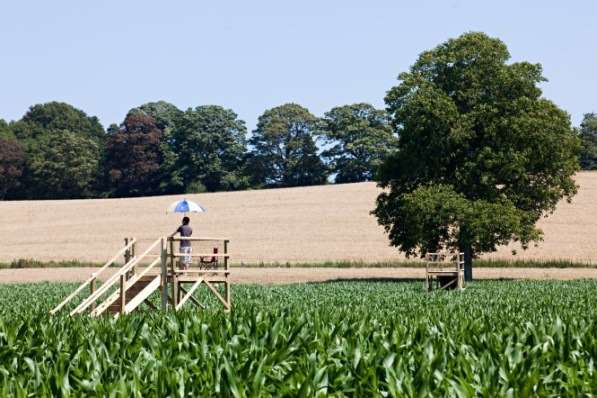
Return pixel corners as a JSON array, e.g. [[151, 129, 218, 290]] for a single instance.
[[161, 238, 168, 311], [175, 278, 204, 311], [203, 279, 230, 310], [119, 274, 125, 315], [170, 236, 230, 242], [124, 275, 161, 314], [179, 285, 205, 309], [144, 300, 158, 311], [170, 253, 231, 258], [90, 278, 96, 312]]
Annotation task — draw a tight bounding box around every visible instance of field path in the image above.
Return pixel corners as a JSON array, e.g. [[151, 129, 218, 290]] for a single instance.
[[1, 267, 596, 284]]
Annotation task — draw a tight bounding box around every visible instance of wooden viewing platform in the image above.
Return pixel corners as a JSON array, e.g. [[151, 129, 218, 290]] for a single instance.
[[425, 252, 465, 291], [51, 236, 231, 317]]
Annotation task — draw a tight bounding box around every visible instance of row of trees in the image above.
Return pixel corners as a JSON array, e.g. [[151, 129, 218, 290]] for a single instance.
[[0, 102, 398, 199]]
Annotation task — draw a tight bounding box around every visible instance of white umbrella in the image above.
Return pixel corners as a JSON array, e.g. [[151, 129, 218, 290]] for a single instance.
[[166, 199, 207, 214]]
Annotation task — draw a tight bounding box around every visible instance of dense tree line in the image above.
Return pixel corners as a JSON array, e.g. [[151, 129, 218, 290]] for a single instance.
[[0, 100, 398, 199]]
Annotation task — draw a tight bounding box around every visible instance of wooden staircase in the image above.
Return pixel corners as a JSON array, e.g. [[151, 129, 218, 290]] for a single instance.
[[51, 237, 165, 318], [105, 275, 161, 315], [51, 235, 233, 317]]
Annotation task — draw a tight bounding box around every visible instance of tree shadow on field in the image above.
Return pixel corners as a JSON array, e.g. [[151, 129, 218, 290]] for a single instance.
[[307, 277, 422, 285]]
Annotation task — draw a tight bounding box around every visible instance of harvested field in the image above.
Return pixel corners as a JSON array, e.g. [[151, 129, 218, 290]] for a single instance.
[[0, 172, 596, 264], [1, 267, 597, 284]]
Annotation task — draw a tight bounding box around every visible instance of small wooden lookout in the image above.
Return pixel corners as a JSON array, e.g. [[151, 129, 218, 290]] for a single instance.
[[424, 252, 465, 291], [51, 236, 231, 317]]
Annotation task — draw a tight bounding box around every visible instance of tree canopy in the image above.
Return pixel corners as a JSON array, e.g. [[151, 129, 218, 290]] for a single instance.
[[247, 103, 327, 187], [10, 102, 105, 143], [133, 101, 185, 194], [319, 103, 397, 183], [374, 32, 580, 280], [136, 101, 184, 132], [4, 103, 105, 199], [173, 105, 248, 192], [23, 131, 100, 199], [104, 112, 164, 197], [0, 138, 25, 199], [579, 113, 597, 170]]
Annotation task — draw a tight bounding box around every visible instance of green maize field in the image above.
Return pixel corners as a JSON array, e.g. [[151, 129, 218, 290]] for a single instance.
[[1, 280, 597, 397]]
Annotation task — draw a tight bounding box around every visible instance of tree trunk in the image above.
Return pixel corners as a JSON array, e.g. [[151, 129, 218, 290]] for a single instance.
[[458, 225, 473, 282], [463, 246, 473, 282]]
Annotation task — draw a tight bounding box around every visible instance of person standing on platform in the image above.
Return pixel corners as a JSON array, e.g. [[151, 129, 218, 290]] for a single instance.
[[171, 216, 193, 269]]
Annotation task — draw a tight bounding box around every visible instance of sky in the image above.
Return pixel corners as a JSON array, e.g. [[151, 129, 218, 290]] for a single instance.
[[1, 0, 595, 131]]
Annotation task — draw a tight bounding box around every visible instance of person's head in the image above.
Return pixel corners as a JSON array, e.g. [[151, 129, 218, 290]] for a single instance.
[[182, 216, 190, 225]]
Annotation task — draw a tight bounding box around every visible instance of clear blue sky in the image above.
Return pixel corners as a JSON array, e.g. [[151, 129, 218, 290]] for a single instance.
[[1, 0, 595, 130]]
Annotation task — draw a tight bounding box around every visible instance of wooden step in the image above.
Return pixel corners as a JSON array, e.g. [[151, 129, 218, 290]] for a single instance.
[[106, 278, 156, 314]]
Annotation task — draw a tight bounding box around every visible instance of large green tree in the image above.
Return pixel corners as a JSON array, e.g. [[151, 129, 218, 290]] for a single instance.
[[319, 103, 397, 183], [579, 113, 597, 170], [24, 130, 100, 199], [10, 102, 105, 143], [0, 119, 15, 140], [0, 138, 26, 199], [132, 101, 184, 193], [374, 32, 580, 280], [246, 103, 327, 187], [173, 106, 248, 192], [137, 101, 184, 132], [104, 112, 164, 196], [8, 103, 104, 199]]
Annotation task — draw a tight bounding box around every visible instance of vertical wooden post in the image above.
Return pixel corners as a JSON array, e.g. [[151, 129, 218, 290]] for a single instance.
[[124, 238, 130, 264], [161, 238, 168, 311], [120, 274, 125, 315], [90, 278, 97, 312], [224, 239, 230, 309], [131, 237, 136, 275], [170, 238, 178, 309]]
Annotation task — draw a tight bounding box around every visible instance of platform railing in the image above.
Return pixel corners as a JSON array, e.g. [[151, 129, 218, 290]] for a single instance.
[[49, 238, 137, 315], [70, 237, 163, 315]]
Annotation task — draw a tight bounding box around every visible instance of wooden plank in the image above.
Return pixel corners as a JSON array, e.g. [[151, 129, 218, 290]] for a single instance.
[[203, 280, 230, 310], [124, 275, 161, 314], [124, 238, 130, 265], [179, 285, 205, 309], [90, 279, 96, 312], [144, 300, 158, 310], [91, 290, 120, 316], [119, 274, 125, 315], [427, 270, 460, 275], [175, 278, 203, 311], [161, 238, 168, 311], [171, 253, 231, 258], [174, 270, 231, 274], [225, 281, 230, 310], [178, 276, 227, 283], [172, 273, 179, 308], [224, 240, 229, 271], [170, 237, 230, 242]]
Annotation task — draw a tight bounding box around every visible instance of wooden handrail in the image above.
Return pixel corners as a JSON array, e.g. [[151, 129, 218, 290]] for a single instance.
[[171, 253, 230, 258], [91, 255, 162, 316], [71, 237, 163, 315], [49, 238, 137, 315], [169, 237, 229, 242]]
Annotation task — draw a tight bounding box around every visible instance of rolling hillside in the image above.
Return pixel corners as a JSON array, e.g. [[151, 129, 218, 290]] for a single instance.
[[1, 172, 596, 264]]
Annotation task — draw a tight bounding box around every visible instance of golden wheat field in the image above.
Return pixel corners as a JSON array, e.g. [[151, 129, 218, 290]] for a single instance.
[[0, 172, 596, 264]]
